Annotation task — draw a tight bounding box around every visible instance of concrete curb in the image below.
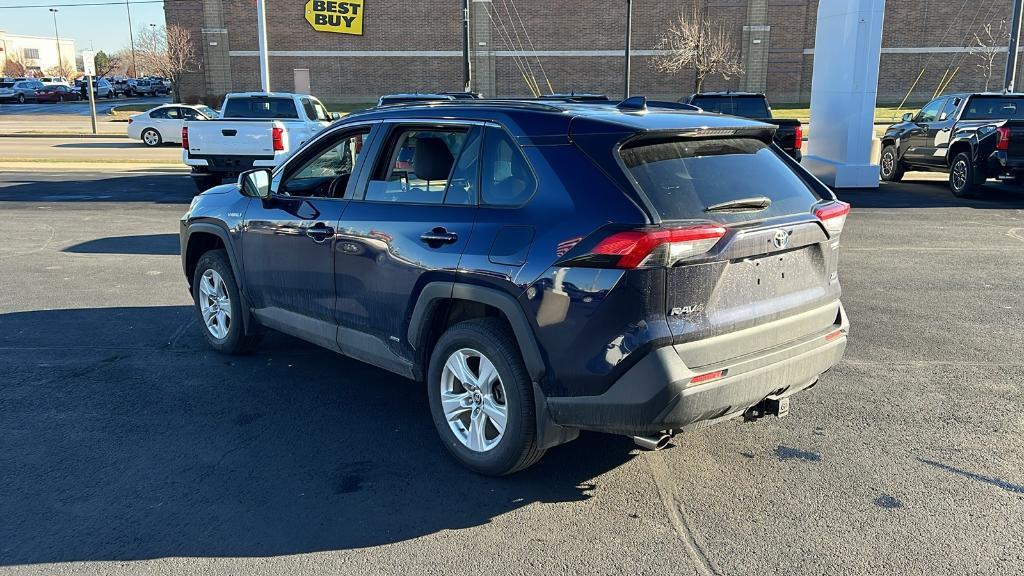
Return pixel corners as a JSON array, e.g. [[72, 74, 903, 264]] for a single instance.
[[0, 133, 128, 139]]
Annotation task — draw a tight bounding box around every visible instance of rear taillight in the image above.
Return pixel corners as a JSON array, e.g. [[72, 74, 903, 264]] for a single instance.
[[585, 224, 727, 268], [814, 201, 850, 236], [128, 117, 133, 124], [181, 126, 188, 150], [997, 126, 1011, 151], [793, 124, 803, 151], [272, 127, 284, 151]]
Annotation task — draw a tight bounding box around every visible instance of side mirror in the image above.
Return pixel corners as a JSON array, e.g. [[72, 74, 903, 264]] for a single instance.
[[902, 112, 914, 122], [331, 112, 342, 121], [239, 169, 272, 199]]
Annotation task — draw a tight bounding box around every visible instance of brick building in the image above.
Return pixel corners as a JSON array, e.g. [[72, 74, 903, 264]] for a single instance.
[[165, 0, 1020, 105]]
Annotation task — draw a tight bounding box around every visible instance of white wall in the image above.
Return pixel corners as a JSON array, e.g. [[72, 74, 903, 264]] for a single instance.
[[0, 32, 76, 76]]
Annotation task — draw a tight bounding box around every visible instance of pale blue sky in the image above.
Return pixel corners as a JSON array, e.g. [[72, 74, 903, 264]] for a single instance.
[[0, 0, 166, 55]]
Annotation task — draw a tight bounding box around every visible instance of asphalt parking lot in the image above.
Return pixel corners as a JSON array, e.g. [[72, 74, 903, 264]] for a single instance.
[[0, 169, 1022, 575]]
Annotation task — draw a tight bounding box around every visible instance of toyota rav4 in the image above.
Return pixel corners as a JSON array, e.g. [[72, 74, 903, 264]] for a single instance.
[[180, 97, 850, 475]]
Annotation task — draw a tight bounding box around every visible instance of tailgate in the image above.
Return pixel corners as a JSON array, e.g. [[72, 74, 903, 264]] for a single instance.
[[666, 221, 840, 368], [186, 121, 278, 157]]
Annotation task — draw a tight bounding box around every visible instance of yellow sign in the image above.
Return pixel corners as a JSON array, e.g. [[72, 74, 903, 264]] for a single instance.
[[305, 0, 364, 35]]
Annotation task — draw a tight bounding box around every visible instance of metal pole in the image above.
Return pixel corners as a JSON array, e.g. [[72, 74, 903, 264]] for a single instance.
[[256, 0, 270, 92], [1006, 0, 1024, 92], [462, 0, 472, 92], [623, 0, 632, 98], [87, 75, 97, 134], [126, 0, 138, 77], [49, 9, 63, 78]]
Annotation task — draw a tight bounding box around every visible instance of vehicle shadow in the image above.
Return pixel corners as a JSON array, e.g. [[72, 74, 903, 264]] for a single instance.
[[0, 174, 194, 204], [63, 233, 180, 255], [0, 305, 636, 565], [835, 178, 1024, 209]]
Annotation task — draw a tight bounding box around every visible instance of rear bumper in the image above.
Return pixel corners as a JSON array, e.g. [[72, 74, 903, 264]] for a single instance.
[[545, 303, 849, 436]]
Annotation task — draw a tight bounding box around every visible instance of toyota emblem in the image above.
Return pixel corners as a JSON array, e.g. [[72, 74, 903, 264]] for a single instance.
[[773, 229, 790, 250]]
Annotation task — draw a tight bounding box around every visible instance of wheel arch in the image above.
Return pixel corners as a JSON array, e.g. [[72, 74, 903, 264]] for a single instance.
[[407, 282, 546, 383], [183, 223, 242, 290]]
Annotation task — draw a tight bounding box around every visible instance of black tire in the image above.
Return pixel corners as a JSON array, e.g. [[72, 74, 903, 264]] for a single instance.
[[949, 151, 985, 198], [16, 94, 24, 104], [141, 128, 162, 147], [192, 174, 222, 193], [879, 144, 905, 182], [191, 249, 262, 354], [427, 318, 545, 476], [57, 94, 64, 103]]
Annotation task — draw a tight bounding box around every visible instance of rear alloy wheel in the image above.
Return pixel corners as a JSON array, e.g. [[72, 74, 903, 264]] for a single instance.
[[427, 318, 545, 475], [16, 94, 25, 104], [879, 145, 904, 182], [141, 128, 162, 147], [57, 94, 64, 103], [949, 152, 985, 198]]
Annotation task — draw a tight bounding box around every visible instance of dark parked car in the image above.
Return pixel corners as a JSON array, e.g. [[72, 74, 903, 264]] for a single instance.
[[34, 84, 81, 103], [880, 92, 1024, 197], [180, 98, 850, 475], [683, 92, 803, 160]]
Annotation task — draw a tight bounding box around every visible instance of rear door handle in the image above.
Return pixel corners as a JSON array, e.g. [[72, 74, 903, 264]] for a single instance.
[[305, 223, 335, 243], [420, 227, 458, 245]]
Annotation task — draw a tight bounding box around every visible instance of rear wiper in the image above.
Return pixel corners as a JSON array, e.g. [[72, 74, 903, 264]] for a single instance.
[[704, 196, 772, 213]]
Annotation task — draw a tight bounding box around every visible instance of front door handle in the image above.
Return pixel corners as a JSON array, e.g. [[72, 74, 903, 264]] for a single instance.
[[420, 227, 458, 245], [305, 223, 335, 243]]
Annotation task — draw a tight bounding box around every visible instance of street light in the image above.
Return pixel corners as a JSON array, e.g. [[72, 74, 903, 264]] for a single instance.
[[126, 0, 138, 78], [49, 8, 64, 78]]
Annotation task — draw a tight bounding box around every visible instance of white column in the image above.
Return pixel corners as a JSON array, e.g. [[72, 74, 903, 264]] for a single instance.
[[802, 0, 886, 188]]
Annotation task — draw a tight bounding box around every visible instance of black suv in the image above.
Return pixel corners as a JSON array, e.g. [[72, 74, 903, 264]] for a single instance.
[[180, 98, 850, 475]]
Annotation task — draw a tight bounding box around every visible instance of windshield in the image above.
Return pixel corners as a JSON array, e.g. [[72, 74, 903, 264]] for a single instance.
[[222, 97, 299, 119], [690, 96, 770, 118], [197, 105, 217, 118], [620, 137, 822, 223], [961, 97, 1024, 120]]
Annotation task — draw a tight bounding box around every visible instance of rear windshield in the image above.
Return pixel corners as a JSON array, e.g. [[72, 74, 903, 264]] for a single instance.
[[0, 83, 13, 88], [222, 97, 299, 119], [690, 96, 770, 118], [620, 137, 822, 223], [961, 97, 1024, 120]]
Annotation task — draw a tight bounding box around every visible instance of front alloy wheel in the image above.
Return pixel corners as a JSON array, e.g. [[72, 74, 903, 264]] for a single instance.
[[198, 269, 231, 340], [441, 348, 508, 452]]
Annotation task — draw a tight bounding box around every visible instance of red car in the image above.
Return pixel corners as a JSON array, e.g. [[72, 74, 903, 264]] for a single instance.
[[35, 85, 81, 103]]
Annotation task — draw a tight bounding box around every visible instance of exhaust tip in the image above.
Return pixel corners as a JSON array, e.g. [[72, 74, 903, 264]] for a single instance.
[[633, 433, 672, 451]]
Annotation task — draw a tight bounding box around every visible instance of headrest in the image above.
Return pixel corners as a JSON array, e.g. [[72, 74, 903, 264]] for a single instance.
[[413, 137, 455, 181]]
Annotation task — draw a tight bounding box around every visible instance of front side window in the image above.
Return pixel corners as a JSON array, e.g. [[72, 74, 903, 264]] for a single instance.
[[481, 128, 536, 207], [915, 98, 945, 123], [282, 129, 371, 198], [149, 108, 168, 119], [364, 127, 473, 204]]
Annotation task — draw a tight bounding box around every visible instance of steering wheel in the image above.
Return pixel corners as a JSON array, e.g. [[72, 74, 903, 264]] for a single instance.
[[326, 173, 350, 198]]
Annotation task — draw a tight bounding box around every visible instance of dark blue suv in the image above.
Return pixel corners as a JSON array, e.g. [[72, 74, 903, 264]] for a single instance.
[[180, 98, 850, 475]]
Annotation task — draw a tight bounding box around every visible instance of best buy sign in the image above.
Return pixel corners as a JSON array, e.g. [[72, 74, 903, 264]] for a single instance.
[[305, 0, 364, 35]]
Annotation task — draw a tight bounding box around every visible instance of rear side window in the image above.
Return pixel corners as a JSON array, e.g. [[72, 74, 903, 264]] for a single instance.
[[364, 127, 473, 204], [620, 138, 822, 224], [222, 97, 299, 119], [962, 97, 1024, 119], [481, 128, 536, 207]]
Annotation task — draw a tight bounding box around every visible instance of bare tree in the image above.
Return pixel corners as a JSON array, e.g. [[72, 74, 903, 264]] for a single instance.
[[134, 24, 200, 101], [653, 2, 742, 93], [3, 54, 27, 78], [971, 19, 1008, 92]]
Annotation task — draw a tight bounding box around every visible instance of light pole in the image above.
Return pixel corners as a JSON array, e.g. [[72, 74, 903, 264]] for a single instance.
[[623, 0, 633, 98], [1006, 0, 1024, 92], [49, 8, 63, 78], [126, 0, 138, 77]]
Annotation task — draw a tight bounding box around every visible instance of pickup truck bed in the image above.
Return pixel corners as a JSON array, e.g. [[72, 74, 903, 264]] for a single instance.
[[683, 92, 803, 160]]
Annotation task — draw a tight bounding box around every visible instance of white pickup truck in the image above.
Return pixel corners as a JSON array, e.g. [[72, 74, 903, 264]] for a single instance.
[[182, 92, 337, 191]]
